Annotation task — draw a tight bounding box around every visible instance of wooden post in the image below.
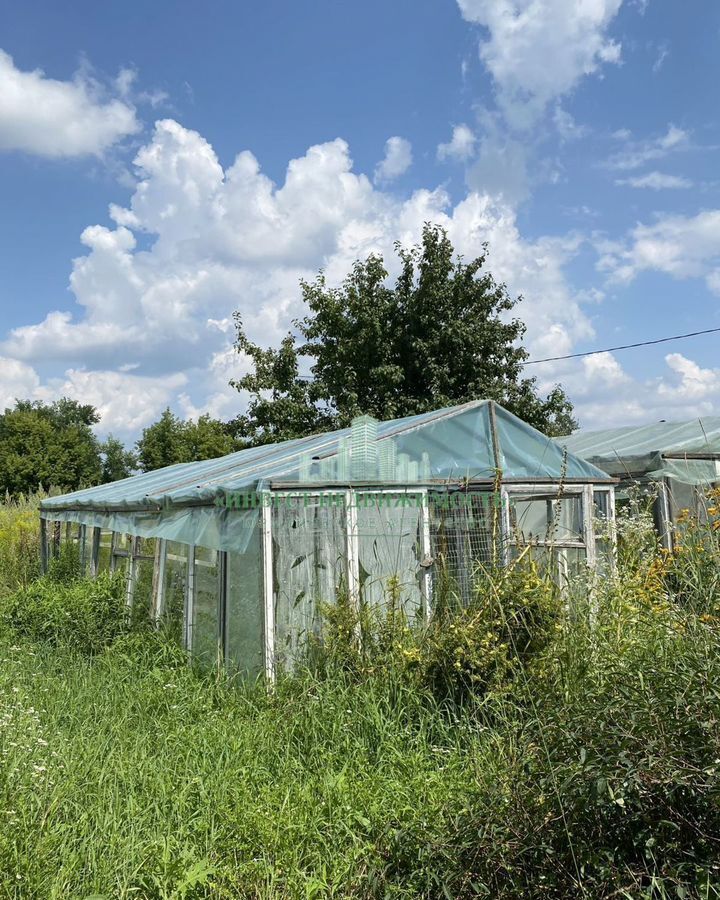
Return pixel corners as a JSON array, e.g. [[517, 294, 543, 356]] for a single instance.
[[89, 527, 101, 578], [79, 525, 88, 573], [659, 479, 673, 551], [261, 496, 275, 683], [582, 485, 597, 570], [345, 489, 360, 617], [109, 532, 118, 573], [218, 551, 228, 668], [184, 545, 195, 655], [420, 490, 433, 618], [40, 518, 48, 574]]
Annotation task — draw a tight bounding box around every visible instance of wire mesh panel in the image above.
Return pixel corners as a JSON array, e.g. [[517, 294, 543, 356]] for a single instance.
[[272, 495, 347, 670], [429, 491, 497, 607], [356, 492, 423, 619]]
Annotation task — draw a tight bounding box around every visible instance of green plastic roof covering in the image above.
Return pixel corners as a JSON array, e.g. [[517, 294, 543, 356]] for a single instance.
[[41, 400, 612, 552], [559, 417, 720, 485]]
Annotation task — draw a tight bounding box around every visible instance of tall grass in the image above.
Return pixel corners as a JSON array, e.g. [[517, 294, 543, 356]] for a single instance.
[[0, 498, 719, 897], [0, 493, 40, 595]]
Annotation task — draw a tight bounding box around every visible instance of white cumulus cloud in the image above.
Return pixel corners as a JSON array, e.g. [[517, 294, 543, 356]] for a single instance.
[[374, 136, 413, 183], [1, 119, 597, 433], [598, 209, 720, 292], [437, 124, 477, 162], [657, 353, 720, 403], [0, 50, 140, 157], [34, 369, 188, 435], [456, 0, 623, 128], [605, 124, 690, 171], [0, 356, 41, 413], [0, 355, 183, 437], [550, 350, 720, 429]]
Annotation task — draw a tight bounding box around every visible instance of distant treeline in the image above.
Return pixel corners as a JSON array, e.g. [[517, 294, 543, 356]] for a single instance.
[[0, 400, 239, 497]]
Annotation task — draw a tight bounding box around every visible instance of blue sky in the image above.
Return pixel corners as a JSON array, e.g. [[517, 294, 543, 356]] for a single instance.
[[1, 0, 719, 438]]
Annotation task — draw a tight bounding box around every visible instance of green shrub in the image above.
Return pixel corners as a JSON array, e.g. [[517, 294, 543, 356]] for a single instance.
[[310, 557, 560, 706], [372, 595, 720, 899], [309, 582, 422, 683], [1, 569, 129, 652], [421, 558, 560, 703]]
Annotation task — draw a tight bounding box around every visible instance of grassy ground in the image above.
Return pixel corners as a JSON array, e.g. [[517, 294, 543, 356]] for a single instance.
[[1, 496, 719, 898]]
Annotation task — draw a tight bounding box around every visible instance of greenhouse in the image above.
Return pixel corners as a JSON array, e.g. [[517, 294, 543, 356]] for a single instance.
[[40, 400, 615, 679], [560, 416, 720, 547]]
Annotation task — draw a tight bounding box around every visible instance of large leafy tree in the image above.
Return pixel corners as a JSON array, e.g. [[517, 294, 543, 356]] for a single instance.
[[0, 399, 103, 496], [100, 436, 138, 483], [136, 409, 238, 472], [231, 224, 576, 441]]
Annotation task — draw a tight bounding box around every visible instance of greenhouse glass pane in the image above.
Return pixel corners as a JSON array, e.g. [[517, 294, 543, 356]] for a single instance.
[[592, 490, 613, 564], [133, 557, 155, 620], [593, 490, 610, 518], [192, 546, 221, 667], [96, 531, 113, 573], [557, 547, 588, 585], [509, 494, 583, 543], [665, 481, 700, 526], [72, 526, 88, 572], [556, 495, 584, 542], [113, 532, 131, 553], [111, 533, 131, 579], [356, 492, 422, 619], [162, 542, 188, 644], [509, 497, 552, 541], [273, 495, 346, 670], [136, 536, 156, 556], [226, 528, 264, 680], [510, 544, 587, 582]]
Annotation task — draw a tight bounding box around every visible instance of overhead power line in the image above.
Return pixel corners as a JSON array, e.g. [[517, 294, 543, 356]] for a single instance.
[[523, 325, 720, 366], [298, 326, 720, 378]]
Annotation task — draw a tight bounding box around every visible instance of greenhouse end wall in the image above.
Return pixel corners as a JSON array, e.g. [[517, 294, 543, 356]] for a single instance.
[[40, 482, 615, 680]]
